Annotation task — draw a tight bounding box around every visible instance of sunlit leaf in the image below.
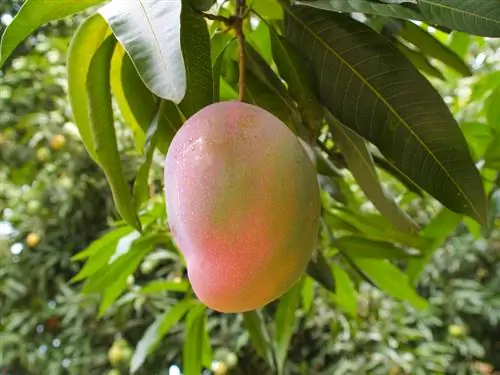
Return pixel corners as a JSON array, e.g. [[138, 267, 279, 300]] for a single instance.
[[99, 0, 186, 102], [0, 0, 104, 67]]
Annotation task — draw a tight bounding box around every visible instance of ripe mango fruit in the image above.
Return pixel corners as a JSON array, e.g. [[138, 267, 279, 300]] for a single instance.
[[164, 102, 320, 313]]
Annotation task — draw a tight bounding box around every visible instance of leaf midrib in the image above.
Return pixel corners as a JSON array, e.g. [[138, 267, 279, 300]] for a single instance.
[[419, 0, 500, 25], [137, 0, 180, 99], [285, 7, 481, 221]]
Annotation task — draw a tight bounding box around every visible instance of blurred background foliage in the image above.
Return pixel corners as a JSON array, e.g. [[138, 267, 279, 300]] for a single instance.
[[1, 1, 500, 375]]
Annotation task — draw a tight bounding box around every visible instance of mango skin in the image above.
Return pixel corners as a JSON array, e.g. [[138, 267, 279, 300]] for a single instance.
[[164, 102, 320, 313]]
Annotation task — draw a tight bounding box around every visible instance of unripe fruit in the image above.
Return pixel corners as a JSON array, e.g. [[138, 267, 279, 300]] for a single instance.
[[448, 324, 467, 337], [164, 102, 320, 313], [26, 233, 41, 248], [50, 134, 66, 150], [36, 147, 51, 162]]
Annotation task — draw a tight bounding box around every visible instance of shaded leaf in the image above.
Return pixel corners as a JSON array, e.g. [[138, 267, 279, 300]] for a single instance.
[[306, 249, 335, 291], [334, 235, 420, 259], [328, 114, 419, 233], [86, 36, 141, 231], [179, 4, 214, 117], [99, 0, 186, 102], [350, 257, 428, 309], [271, 32, 324, 139], [275, 279, 303, 375], [418, 0, 500, 37], [395, 20, 471, 76], [131, 300, 195, 373], [243, 311, 274, 366], [285, 6, 487, 224], [183, 304, 207, 375], [393, 39, 445, 80], [301, 276, 315, 313], [0, 0, 104, 67], [67, 14, 110, 161], [296, 0, 424, 21]]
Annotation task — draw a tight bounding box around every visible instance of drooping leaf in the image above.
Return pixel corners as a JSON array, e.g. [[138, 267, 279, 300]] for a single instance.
[[395, 20, 472, 76], [110, 44, 146, 153], [183, 304, 207, 375], [99, 0, 186, 102], [140, 280, 190, 294], [334, 236, 420, 259], [285, 6, 487, 224], [393, 39, 445, 80], [271, 32, 324, 139], [67, 14, 110, 161], [372, 154, 424, 196], [296, 0, 424, 21], [132, 115, 159, 211], [71, 228, 136, 280], [326, 207, 430, 249], [213, 38, 236, 102], [406, 208, 461, 283], [86, 36, 141, 231], [417, 0, 500, 37], [243, 311, 274, 366], [275, 279, 303, 375], [328, 114, 419, 233], [131, 300, 195, 373], [332, 264, 358, 316], [350, 257, 428, 309], [301, 276, 315, 313], [306, 249, 335, 291], [178, 4, 214, 117], [0, 0, 105, 67], [71, 226, 133, 261]]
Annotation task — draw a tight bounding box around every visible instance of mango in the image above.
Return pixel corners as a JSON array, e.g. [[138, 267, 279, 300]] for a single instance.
[[164, 102, 320, 313]]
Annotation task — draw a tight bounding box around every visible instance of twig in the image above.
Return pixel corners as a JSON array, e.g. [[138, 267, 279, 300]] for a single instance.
[[235, 0, 246, 101], [195, 9, 231, 24]]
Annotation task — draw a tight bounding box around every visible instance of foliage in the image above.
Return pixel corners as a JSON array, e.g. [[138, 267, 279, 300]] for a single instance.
[[1, 0, 500, 374]]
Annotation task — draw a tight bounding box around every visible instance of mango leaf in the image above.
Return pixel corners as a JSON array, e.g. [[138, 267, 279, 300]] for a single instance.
[[86, 36, 141, 231], [110, 44, 146, 153], [406, 208, 461, 283], [88, 234, 163, 315], [179, 4, 214, 117], [0, 0, 104, 67], [395, 20, 471, 76], [393, 40, 445, 80], [275, 279, 303, 375], [253, 0, 284, 19], [243, 311, 274, 366], [271, 32, 324, 139], [332, 264, 358, 316], [131, 300, 195, 373], [417, 0, 500, 37], [67, 14, 110, 161], [372, 154, 424, 196], [140, 280, 190, 294], [306, 249, 335, 291], [328, 114, 419, 233], [334, 236, 420, 259], [301, 276, 315, 313], [213, 38, 236, 102], [448, 31, 471, 59], [183, 304, 207, 375], [296, 0, 424, 21], [350, 257, 428, 309], [71, 226, 133, 261], [485, 135, 500, 170], [285, 6, 487, 225], [326, 207, 430, 249], [99, 0, 186, 102]]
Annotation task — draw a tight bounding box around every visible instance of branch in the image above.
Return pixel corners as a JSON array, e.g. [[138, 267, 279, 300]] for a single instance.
[[235, 0, 246, 101]]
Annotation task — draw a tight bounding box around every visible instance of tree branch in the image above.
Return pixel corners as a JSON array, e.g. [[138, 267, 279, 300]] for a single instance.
[[235, 0, 246, 101]]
